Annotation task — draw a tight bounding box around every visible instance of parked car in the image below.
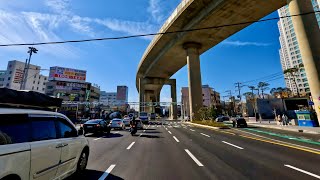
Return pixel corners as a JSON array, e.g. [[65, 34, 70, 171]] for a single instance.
[[233, 117, 248, 128], [0, 108, 90, 180], [215, 116, 230, 122], [83, 119, 111, 135], [110, 119, 126, 130], [123, 117, 131, 127]]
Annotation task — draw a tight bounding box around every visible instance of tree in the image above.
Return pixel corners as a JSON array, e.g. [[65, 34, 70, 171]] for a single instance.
[[283, 63, 304, 97], [257, 82, 270, 99], [243, 92, 253, 98], [270, 87, 292, 98]]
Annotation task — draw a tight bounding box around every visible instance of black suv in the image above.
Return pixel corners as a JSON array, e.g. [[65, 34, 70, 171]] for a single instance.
[[233, 117, 247, 128]]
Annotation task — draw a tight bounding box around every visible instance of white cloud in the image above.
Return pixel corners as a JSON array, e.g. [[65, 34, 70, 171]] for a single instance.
[[0, 10, 78, 58], [221, 40, 272, 47], [45, 0, 70, 15], [148, 0, 164, 23], [95, 19, 157, 39]]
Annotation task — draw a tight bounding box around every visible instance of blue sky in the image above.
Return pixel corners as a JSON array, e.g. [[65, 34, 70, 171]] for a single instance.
[[0, 0, 285, 102]]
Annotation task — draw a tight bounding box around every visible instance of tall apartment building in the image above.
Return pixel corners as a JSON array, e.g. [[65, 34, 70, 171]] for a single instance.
[[181, 85, 221, 117], [0, 60, 48, 93], [277, 0, 320, 96]]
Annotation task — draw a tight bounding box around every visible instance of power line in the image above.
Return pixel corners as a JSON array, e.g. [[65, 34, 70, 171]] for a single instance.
[[0, 10, 319, 47], [241, 72, 283, 83]]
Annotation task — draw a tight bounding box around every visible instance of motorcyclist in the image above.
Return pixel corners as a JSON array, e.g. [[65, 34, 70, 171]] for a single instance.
[[130, 117, 138, 133]]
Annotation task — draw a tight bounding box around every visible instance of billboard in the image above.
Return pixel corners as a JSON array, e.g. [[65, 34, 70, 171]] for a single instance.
[[49, 66, 86, 83]]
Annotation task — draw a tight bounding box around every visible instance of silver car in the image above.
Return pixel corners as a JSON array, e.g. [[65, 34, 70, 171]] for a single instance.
[[123, 117, 131, 127], [110, 119, 126, 130]]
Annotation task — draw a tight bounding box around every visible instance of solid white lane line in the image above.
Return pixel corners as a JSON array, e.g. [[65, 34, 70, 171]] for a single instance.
[[184, 149, 204, 166], [200, 133, 210, 137], [115, 131, 119, 134], [93, 137, 101, 141], [222, 141, 244, 150], [126, 142, 135, 150], [165, 128, 168, 130], [190, 129, 195, 132], [173, 136, 180, 142], [98, 164, 116, 180], [168, 131, 172, 134], [284, 165, 320, 179]]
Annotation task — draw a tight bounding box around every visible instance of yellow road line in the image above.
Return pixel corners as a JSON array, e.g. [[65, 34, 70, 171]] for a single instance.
[[240, 135, 320, 155], [218, 131, 236, 135]]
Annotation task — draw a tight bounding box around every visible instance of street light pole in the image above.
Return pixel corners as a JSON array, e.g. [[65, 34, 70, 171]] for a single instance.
[[21, 47, 38, 90]]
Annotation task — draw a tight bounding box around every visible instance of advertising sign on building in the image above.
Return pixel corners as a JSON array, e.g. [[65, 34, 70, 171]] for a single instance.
[[13, 68, 24, 83], [49, 66, 86, 83]]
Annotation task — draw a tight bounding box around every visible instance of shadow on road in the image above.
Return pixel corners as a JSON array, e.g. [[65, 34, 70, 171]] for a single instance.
[[66, 169, 124, 180], [144, 131, 162, 134], [102, 133, 124, 138], [140, 134, 162, 138], [144, 128, 156, 131]]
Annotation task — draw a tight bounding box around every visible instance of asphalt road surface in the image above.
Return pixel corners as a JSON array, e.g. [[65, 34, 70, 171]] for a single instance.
[[68, 121, 320, 180]]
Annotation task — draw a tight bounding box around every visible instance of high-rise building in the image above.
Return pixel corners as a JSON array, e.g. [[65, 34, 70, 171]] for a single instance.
[[117, 86, 128, 103], [0, 60, 48, 93], [181, 85, 220, 117], [277, 0, 320, 96]]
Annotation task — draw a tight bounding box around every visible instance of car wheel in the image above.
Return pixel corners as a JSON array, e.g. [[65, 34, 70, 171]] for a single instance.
[[76, 150, 88, 174]]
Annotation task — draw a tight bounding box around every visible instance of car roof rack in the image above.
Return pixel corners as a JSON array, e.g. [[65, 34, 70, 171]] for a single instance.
[[0, 88, 62, 110]]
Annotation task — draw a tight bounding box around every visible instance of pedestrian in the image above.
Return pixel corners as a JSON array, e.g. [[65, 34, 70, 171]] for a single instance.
[[278, 115, 282, 126], [282, 114, 288, 126]]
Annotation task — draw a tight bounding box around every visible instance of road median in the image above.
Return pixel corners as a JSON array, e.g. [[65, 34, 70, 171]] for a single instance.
[[183, 121, 229, 130]]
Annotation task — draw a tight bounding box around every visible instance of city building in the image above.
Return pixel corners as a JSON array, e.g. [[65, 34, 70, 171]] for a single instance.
[[181, 85, 221, 116], [100, 91, 117, 105], [45, 66, 100, 119], [0, 60, 48, 93], [100, 86, 128, 106], [117, 85, 129, 105], [277, 0, 320, 96]]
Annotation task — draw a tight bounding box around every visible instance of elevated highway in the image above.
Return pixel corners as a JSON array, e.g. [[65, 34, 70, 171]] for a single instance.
[[136, 0, 320, 122]]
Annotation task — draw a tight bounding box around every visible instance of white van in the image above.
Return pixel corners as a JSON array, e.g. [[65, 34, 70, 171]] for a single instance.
[[0, 108, 90, 180]]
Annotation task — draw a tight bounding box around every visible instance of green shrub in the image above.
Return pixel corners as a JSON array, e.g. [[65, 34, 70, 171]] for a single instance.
[[192, 120, 228, 128]]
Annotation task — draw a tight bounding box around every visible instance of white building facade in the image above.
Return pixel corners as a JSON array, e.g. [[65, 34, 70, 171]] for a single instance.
[[277, 0, 320, 96], [0, 60, 48, 93]]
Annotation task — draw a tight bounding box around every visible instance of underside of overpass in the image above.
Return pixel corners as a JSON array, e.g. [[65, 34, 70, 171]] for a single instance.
[[136, 0, 320, 122]]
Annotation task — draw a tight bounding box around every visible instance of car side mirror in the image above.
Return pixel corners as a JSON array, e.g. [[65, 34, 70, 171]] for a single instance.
[[78, 127, 84, 135]]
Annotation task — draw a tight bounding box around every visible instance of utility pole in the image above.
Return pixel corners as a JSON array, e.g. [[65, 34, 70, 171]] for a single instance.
[[235, 82, 245, 116], [20, 47, 38, 90]]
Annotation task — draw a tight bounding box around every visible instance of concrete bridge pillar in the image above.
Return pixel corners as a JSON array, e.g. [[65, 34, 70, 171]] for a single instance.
[[170, 79, 177, 120], [139, 78, 145, 112], [183, 42, 203, 121], [289, 0, 320, 125]]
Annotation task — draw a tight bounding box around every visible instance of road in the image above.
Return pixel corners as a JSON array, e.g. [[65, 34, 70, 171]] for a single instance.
[[69, 121, 320, 180]]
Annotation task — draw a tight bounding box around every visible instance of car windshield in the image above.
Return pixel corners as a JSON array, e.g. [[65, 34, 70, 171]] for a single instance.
[[140, 112, 147, 116], [85, 120, 101, 124]]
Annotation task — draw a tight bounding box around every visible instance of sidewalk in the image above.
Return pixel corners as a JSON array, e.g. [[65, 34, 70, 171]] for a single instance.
[[247, 120, 320, 135]]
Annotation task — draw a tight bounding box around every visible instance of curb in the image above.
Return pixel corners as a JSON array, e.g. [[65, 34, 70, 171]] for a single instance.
[[248, 124, 320, 135], [183, 122, 229, 130]]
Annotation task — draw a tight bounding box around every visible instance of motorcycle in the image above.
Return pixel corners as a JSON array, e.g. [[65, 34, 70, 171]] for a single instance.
[[130, 125, 137, 135]]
